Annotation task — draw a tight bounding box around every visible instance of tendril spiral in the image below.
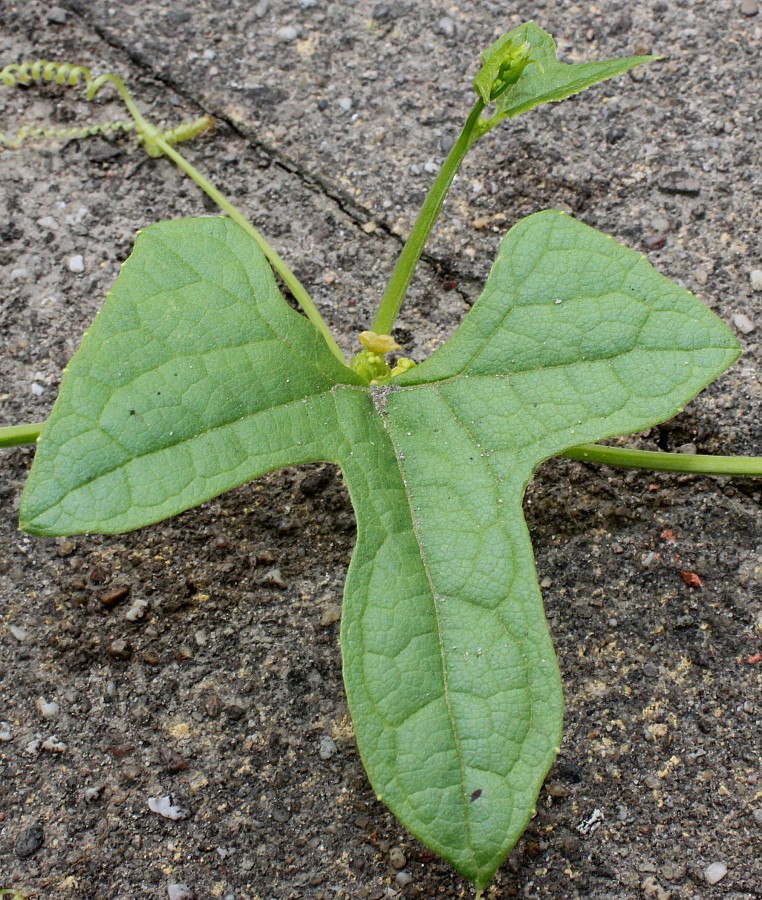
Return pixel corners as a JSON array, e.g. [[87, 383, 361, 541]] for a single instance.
[[1, 60, 214, 154], [0, 60, 127, 100]]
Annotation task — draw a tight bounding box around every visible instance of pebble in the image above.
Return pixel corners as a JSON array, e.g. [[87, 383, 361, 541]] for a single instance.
[[83, 785, 104, 802], [9, 625, 28, 642], [15, 824, 44, 859], [750, 269, 762, 291], [643, 234, 667, 251], [732, 313, 756, 334], [35, 697, 60, 719], [395, 872, 414, 887], [0, 723, 11, 741], [67, 254, 85, 273], [31, 382, 44, 396], [168, 885, 195, 900], [740, 0, 759, 15], [109, 639, 133, 660], [434, 16, 457, 38], [47, 6, 67, 24], [704, 862, 728, 885], [337, 97, 353, 112], [752, 808, 762, 825], [276, 25, 298, 42], [389, 847, 407, 869], [261, 567, 287, 587], [319, 735, 338, 759], [320, 603, 341, 626], [148, 795, 190, 820], [124, 598, 149, 621]]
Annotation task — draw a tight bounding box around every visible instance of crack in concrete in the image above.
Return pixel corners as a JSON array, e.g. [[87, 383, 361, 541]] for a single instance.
[[61, 0, 482, 310]]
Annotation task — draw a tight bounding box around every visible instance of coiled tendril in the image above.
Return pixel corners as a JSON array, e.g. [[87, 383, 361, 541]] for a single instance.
[[0, 60, 212, 155]]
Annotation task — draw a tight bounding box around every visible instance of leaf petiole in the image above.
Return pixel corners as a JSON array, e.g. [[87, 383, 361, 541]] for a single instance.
[[561, 443, 762, 477], [370, 98, 485, 336], [0, 422, 45, 448]]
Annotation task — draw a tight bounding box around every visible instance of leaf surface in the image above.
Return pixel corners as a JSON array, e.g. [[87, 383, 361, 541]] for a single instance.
[[19, 213, 739, 889], [19, 218, 362, 535], [475, 22, 655, 120]]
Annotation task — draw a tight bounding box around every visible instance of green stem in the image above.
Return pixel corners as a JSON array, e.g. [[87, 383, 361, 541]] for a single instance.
[[153, 136, 346, 365], [0, 422, 44, 448], [371, 99, 486, 335], [561, 443, 762, 477]]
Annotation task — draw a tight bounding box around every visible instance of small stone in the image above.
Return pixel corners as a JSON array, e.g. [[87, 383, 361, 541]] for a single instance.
[[658, 173, 701, 196], [733, 313, 756, 334], [750, 269, 762, 291], [389, 847, 407, 869], [31, 382, 44, 396], [546, 781, 569, 798], [67, 254, 85, 273], [261, 567, 287, 588], [607, 126, 627, 144], [168, 884, 195, 900], [41, 735, 67, 753], [372, 3, 395, 21], [703, 862, 728, 885], [644, 774, 661, 789], [100, 585, 130, 608], [643, 234, 667, 251], [125, 598, 149, 621], [15, 824, 44, 859], [643, 661, 659, 678], [642, 876, 671, 900], [319, 736, 338, 759], [148, 795, 190, 820], [337, 97, 353, 112], [276, 25, 298, 42], [109, 639, 133, 660], [83, 785, 104, 802], [434, 16, 456, 38], [35, 698, 60, 718], [47, 6, 67, 24], [362, 221, 377, 233], [540, 576, 552, 588], [752, 808, 762, 825], [9, 625, 28, 642], [740, 0, 759, 15], [159, 745, 188, 774], [0, 722, 12, 742], [320, 603, 341, 626], [395, 872, 414, 887]]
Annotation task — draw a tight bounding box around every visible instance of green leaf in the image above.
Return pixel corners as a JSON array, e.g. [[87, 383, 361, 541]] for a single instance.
[[19, 213, 739, 889], [19, 217, 362, 535], [475, 22, 655, 121]]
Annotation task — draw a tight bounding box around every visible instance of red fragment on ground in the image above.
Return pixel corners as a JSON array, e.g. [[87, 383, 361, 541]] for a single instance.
[[660, 529, 675, 542], [648, 483, 660, 492], [679, 570, 702, 588], [747, 653, 761, 665]]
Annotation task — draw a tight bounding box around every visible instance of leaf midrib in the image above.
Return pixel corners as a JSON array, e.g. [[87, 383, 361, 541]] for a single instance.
[[370, 392, 475, 860]]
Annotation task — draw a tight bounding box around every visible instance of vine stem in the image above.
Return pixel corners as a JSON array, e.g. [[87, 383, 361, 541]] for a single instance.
[[370, 99, 485, 336], [153, 135, 346, 365], [0, 423, 46, 448], [3, 419, 762, 479], [560, 443, 762, 477]]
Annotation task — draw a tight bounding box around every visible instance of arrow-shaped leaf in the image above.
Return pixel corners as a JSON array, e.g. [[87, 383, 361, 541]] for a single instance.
[[19, 213, 739, 889]]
